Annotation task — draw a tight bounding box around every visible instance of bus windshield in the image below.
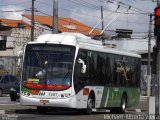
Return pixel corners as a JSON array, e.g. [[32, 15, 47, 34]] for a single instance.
[[22, 44, 76, 91]]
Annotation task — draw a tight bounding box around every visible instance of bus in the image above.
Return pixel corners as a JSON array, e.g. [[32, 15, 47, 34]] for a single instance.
[[20, 33, 141, 114]]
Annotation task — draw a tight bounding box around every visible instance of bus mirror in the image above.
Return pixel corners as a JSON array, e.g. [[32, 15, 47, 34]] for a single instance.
[[78, 58, 86, 74]]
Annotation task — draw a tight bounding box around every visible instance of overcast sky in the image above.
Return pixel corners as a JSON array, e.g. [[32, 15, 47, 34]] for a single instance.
[[0, 0, 157, 34]]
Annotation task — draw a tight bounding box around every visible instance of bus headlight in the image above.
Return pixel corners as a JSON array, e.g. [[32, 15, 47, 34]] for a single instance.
[[61, 93, 71, 98]]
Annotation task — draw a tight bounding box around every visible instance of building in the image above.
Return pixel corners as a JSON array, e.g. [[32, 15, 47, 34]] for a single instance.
[[0, 19, 44, 75], [0, 19, 29, 75], [22, 14, 110, 38]]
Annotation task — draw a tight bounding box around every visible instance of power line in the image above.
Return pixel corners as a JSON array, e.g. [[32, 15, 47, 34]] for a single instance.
[[36, 0, 149, 25], [67, 0, 100, 10], [36, 10, 96, 29], [36, 0, 100, 18], [36, 1, 148, 27], [106, 0, 151, 15], [0, 9, 149, 29], [36, 0, 150, 21], [36, 9, 150, 34], [30, 1, 153, 33], [68, 0, 150, 15], [27, 9, 106, 35]]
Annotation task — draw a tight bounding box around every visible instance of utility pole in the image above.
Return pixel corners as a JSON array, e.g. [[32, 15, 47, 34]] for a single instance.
[[147, 14, 156, 120], [101, 6, 104, 30], [31, 0, 35, 41], [52, 0, 58, 34], [147, 14, 152, 97], [101, 5, 105, 45]]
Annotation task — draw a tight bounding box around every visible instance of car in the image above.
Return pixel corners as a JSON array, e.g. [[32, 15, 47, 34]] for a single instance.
[[0, 74, 19, 97], [10, 82, 20, 101]]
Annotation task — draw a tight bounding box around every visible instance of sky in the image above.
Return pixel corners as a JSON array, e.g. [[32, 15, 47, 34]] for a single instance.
[[0, 0, 157, 35]]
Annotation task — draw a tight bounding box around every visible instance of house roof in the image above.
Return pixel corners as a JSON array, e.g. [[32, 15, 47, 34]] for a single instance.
[[0, 19, 30, 29], [22, 14, 110, 38]]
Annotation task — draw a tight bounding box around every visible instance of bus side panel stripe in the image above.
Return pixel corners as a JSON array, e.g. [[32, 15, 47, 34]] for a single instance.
[[104, 88, 109, 107], [100, 87, 108, 108]]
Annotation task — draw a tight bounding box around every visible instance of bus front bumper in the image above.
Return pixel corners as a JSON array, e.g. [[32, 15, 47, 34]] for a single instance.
[[20, 95, 76, 108]]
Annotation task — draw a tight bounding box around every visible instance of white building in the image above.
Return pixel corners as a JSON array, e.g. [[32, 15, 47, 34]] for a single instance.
[[0, 19, 42, 75]]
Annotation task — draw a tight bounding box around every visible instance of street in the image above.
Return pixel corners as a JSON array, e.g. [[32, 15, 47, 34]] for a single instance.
[[0, 95, 148, 120]]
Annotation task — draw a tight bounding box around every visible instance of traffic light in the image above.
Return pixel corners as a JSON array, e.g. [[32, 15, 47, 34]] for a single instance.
[[0, 40, 6, 50], [154, 7, 160, 37]]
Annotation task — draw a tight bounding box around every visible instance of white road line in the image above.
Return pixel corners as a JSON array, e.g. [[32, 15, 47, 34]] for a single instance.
[[0, 103, 20, 106], [0, 100, 10, 102]]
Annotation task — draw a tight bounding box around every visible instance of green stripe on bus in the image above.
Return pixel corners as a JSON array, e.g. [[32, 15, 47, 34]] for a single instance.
[[21, 86, 30, 92], [100, 87, 108, 108]]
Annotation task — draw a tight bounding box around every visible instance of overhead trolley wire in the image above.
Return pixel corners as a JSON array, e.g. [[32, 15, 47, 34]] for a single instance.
[[106, 0, 151, 15]]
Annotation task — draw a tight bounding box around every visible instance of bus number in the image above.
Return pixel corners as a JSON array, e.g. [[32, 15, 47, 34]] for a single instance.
[[49, 93, 58, 96]]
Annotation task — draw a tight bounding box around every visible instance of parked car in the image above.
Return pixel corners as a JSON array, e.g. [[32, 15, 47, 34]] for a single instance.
[[10, 82, 20, 101], [0, 74, 19, 97]]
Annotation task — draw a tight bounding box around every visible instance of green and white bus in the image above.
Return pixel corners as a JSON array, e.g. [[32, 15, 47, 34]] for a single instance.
[[20, 33, 141, 114]]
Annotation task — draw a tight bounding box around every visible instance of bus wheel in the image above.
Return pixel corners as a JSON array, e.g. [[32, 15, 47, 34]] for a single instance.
[[76, 97, 94, 115], [37, 107, 48, 114], [119, 95, 127, 114], [86, 95, 95, 114]]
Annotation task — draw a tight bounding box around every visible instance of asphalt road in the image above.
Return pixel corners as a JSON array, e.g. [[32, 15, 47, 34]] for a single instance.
[[0, 109, 147, 120], [0, 95, 148, 120]]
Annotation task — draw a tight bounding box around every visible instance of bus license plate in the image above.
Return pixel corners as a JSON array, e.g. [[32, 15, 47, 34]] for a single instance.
[[40, 100, 49, 104]]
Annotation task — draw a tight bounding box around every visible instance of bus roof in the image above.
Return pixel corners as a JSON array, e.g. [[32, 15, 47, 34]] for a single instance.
[[28, 33, 141, 58]]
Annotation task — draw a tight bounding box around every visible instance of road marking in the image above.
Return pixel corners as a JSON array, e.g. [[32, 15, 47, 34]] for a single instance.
[[0, 100, 10, 102], [0, 103, 20, 106]]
